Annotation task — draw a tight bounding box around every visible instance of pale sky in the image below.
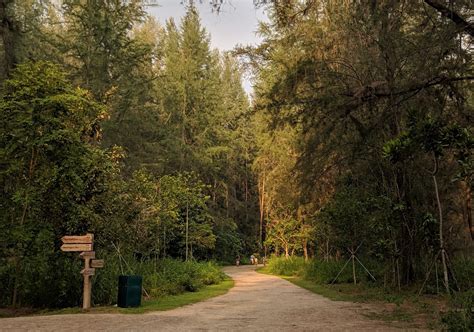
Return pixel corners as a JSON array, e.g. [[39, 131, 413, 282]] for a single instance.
[[146, 0, 269, 94]]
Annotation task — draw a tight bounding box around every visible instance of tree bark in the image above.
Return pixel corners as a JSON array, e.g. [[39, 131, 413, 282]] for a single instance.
[[0, 0, 19, 80], [259, 173, 266, 247], [351, 249, 357, 285], [461, 180, 473, 240], [225, 185, 229, 217], [244, 176, 248, 223], [303, 240, 308, 261], [185, 202, 189, 261], [12, 257, 19, 307], [431, 154, 449, 294], [325, 238, 329, 262]]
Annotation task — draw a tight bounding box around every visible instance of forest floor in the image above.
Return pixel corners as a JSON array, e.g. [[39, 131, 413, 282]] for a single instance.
[[1, 265, 425, 331]]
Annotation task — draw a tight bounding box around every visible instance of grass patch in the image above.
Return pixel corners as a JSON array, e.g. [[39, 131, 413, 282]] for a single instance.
[[119, 278, 233, 314], [0, 278, 234, 318]]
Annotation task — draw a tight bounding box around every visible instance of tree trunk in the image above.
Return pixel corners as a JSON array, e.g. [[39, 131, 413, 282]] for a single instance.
[[325, 239, 329, 262], [163, 226, 166, 257], [0, 0, 19, 80], [264, 245, 267, 266], [394, 239, 401, 291], [185, 202, 189, 261], [225, 185, 229, 217], [432, 155, 449, 294], [244, 176, 248, 224], [284, 244, 289, 258], [12, 257, 19, 307], [462, 180, 473, 240], [259, 173, 265, 247], [352, 251, 357, 285], [213, 179, 217, 203], [303, 240, 308, 261], [12, 148, 37, 306]]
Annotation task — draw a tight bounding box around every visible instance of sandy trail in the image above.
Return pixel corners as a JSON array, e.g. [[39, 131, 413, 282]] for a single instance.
[[1, 265, 410, 331]]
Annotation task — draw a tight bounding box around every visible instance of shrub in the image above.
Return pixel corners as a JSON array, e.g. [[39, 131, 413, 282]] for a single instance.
[[266, 256, 308, 276], [303, 260, 351, 284], [302, 258, 381, 284], [90, 255, 226, 305], [141, 258, 225, 297], [451, 257, 474, 292], [441, 289, 474, 331]]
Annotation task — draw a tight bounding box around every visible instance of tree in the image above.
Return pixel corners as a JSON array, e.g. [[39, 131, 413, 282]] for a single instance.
[[250, 0, 472, 286], [0, 61, 113, 306], [384, 115, 473, 293], [158, 7, 222, 173]]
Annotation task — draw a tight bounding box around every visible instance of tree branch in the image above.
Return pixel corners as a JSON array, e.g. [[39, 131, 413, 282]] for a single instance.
[[424, 0, 474, 37]]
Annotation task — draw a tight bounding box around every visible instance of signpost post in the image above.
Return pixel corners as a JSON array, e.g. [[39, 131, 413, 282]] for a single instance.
[[60, 233, 104, 310]]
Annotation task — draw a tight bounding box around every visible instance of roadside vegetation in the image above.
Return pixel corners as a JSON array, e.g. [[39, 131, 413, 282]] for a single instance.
[[0, 259, 230, 318], [260, 256, 473, 330]]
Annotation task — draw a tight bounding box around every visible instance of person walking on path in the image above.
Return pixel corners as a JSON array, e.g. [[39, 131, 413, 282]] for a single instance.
[[250, 254, 257, 265]]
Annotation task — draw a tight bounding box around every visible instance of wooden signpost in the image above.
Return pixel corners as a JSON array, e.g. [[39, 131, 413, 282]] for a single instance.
[[62, 234, 94, 244], [60, 243, 93, 252], [60, 233, 104, 310], [91, 259, 104, 268]]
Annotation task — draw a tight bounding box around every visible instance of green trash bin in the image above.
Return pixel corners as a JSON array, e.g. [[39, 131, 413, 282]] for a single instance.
[[117, 275, 142, 308]]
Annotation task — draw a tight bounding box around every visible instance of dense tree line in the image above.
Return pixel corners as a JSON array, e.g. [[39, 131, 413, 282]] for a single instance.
[[1, 0, 472, 310], [250, 0, 472, 292], [0, 1, 259, 307]]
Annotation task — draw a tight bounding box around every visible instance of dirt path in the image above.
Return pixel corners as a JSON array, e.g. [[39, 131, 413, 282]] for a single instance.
[[2, 266, 414, 331]]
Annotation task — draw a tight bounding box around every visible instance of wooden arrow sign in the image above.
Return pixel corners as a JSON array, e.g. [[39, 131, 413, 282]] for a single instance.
[[91, 259, 104, 268], [61, 243, 93, 252], [81, 268, 95, 276], [61, 234, 94, 244]]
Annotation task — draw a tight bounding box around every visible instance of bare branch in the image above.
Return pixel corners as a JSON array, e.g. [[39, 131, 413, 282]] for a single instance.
[[424, 0, 474, 37]]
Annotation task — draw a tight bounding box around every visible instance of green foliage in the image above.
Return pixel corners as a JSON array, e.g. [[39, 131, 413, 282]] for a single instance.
[[0, 61, 113, 307], [0, 3, 256, 309], [303, 260, 353, 285], [266, 256, 383, 285], [451, 257, 474, 292], [253, 0, 473, 291], [316, 183, 393, 261], [94, 256, 225, 303], [0, 61, 225, 308], [145, 259, 225, 296], [383, 116, 473, 162], [212, 217, 243, 264], [153, 7, 258, 258], [382, 132, 413, 163], [441, 289, 474, 331], [265, 256, 308, 276], [5, 0, 472, 316], [90, 169, 216, 260]]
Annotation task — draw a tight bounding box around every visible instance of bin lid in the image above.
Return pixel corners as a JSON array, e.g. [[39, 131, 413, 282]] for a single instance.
[[118, 275, 143, 286]]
